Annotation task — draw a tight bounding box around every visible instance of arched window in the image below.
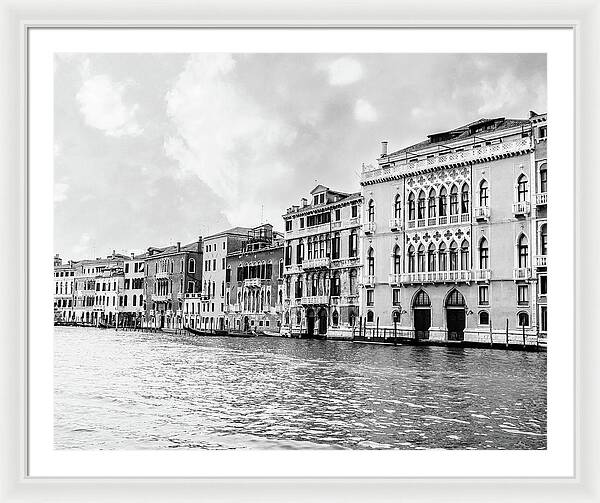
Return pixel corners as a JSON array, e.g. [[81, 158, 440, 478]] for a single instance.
[[408, 192, 416, 221], [446, 289, 465, 307], [428, 188, 436, 218], [133, 295, 137, 306], [349, 230, 358, 258], [417, 244, 426, 272], [408, 245, 416, 273], [366, 310, 374, 323], [450, 185, 459, 215], [188, 258, 196, 273], [460, 240, 470, 270], [439, 187, 447, 217], [367, 200, 375, 222], [540, 164, 547, 193], [393, 245, 401, 274], [413, 290, 431, 307], [479, 238, 489, 269], [349, 310, 356, 326], [517, 174, 529, 202], [438, 242, 447, 271], [518, 234, 529, 268], [392, 310, 401, 323], [417, 191, 426, 219], [139, 294, 143, 306], [394, 194, 402, 219], [518, 311, 530, 327], [479, 311, 490, 325], [332, 310, 339, 326], [449, 241, 458, 271], [367, 248, 375, 276], [428, 243, 436, 271], [540, 224, 547, 256], [479, 179, 489, 207], [461, 184, 470, 213]]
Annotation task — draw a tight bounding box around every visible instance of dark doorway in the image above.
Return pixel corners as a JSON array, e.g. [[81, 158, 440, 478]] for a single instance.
[[446, 289, 466, 341], [244, 316, 249, 332], [318, 308, 328, 335], [306, 308, 315, 337], [413, 290, 431, 340]]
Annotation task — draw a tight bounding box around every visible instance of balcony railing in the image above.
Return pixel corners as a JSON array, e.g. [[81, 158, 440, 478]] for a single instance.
[[474, 206, 490, 221], [244, 278, 262, 288], [473, 269, 492, 281], [512, 201, 531, 216], [155, 271, 169, 279], [301, 295, 329, 305], [388, 273, 402, 285], [284, 264, 303, 274], [363, 275, 375, 286], [535, 255, 547, 268], [389, 218, 403, 231], [401, 270, 473, 284], [536, 192, 548, 206], [184, 292, 204, 299], [331, 256, 360, 269], [302, 257, 331, 270], [151, 294, 170, 302], [362, 137, 533, 181], [513, 267, 532, 280], [363, 221, 376, 235]]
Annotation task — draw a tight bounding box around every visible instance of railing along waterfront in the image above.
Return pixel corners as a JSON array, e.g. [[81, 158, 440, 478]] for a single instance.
[[361, 137, 533, 182]]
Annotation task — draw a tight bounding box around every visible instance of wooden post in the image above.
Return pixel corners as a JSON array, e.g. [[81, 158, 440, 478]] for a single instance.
[[358, 316, 362, 341], [394, 319, 397, 346], [505, 318, 509, 349], [522, 323, 526, 349], [489, 319, 493, 348], [376, 317, 379, 340]]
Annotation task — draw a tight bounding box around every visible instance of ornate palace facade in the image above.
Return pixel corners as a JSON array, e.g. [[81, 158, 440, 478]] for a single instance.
[[282, 185, 362, 338], [359, 112, 547, 344]]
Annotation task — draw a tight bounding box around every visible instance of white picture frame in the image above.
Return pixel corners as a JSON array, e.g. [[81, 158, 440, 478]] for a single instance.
[[1, 0, 597, 501]]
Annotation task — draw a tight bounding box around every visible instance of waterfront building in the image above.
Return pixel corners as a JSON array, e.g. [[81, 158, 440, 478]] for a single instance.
[[196, 227, 252, 331], [224, 224, 285, 333], [282, 185, 362, 338], [118, 252, 146, 328], [359, 112, 547, 343], [144, 239, 203, 329], [72, 252, 127, 325], [53, 254, 76, 322]]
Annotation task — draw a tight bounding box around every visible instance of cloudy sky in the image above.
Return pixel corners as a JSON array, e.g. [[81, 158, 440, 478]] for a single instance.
[[54, 53, 546, 260]]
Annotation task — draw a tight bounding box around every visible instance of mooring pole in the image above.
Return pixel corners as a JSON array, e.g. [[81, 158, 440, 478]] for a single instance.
[[489, 319, 493, 348], [522, 323, 526, 349], [505, 318, 509, 349], [394, 319, 397, 346], [376, 317, 379, 340]]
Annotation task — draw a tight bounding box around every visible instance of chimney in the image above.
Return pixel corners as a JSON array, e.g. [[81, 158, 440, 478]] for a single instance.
[[177, 241, 181, 252], [147, 247, 153, 256], [301, 198, 308, 207], [131, 252, 135, 259], [381, 141, 388, 157]]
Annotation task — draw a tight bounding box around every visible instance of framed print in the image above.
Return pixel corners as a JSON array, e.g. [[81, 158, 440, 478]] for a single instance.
[[0, 0, 598, 501]]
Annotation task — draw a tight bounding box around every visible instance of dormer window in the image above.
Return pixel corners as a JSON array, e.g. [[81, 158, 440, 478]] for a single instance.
[[313, 195, 319, 205]]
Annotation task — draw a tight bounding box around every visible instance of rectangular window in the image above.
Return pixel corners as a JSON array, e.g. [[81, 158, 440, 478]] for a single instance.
[[392, 289, 401, 306], [540, 306, 547, 332], [366, 289, 374, 307], [314, 195, 319, 205], [300, 217, 304, 229], [478, 285, 489, 306], [517, 285, 529, 305], [223, 242, 226, 250], [351, 205, 358, 218], [221, 303, 224, 312], [124, 263, 129, 273], [213, 259, 216, 270], [335, 209, 341, 221], [540, 275, 547, 295], [285, 220, 292, 231], [320, 193, 325, 204], [222, 257, 225, 269]]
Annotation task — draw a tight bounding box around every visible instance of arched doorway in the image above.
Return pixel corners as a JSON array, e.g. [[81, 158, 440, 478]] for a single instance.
[[318, 308, 328, 335], [413, 290, 431, 340], [306, 308, 315, 337], [243, 316, 249, 332], [446, 289, 466, 341]]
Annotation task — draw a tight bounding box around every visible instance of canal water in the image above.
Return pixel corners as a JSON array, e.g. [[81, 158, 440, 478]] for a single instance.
[[54, 327, 547, 450]]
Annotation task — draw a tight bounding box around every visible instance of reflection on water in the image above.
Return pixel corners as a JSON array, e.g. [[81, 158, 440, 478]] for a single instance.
[[54, 327, 546, 450]]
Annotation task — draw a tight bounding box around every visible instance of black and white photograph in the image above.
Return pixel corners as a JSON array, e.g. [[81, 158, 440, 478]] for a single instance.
[[51, 50, 549, 452]]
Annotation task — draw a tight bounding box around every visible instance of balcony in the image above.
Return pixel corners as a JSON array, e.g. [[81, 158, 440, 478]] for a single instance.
[[156, 271, 169, 280], [474, 206, 490, 221], [401, 270, 473, 284], [244, 278, 262, 288], [302, 257, 331, 270], [363, 221, 376, 235], [301, 295, 329, 305], [184, 292, 204, 300], [512, 201, 531, 217], [363, 275, 375, 287], [513, 267, 532, 281], [536, 192, 548, 206], [535, 255, 547, 268], [389, 218, 403, 231], [388, 273, 402, 286], [284, 264, 303, 275], [331, 256, 360, 269], [151, 294, 170, 302], [473, 269, 492, 281]]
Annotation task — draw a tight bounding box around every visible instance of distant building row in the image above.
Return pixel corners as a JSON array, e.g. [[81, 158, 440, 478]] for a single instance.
[[55, 111, 547, 342]]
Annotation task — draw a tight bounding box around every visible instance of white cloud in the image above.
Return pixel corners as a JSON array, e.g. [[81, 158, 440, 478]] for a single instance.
[[164, 54, 298, 225], [327, 57, 363, 86], [354, 99, 378, 122], [54, 182, 69, 203], [76, 63, 143, 137], [476, 73, 527, 115]]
